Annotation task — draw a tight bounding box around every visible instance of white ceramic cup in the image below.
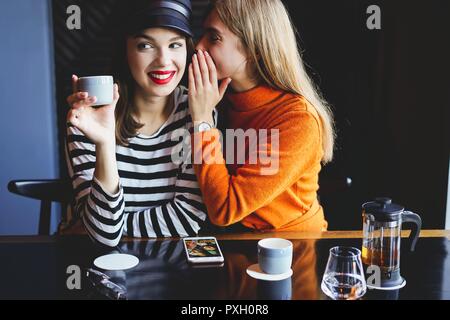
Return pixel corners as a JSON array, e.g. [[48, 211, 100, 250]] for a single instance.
[[77, 75, 114, 106], [258, 238, 293, 274]]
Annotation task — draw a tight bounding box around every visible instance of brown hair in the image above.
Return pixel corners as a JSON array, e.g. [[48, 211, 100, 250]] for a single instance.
[[112, 31, 194, 146]]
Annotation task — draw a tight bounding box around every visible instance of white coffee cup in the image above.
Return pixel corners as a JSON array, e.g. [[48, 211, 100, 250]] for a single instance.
[[258, 238, 293, 274], [77, 75, 114, 106]]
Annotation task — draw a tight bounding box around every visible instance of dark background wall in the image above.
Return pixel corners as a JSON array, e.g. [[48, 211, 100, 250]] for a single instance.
[[1, 0, 448, 234], [287, 0, 450, 229]]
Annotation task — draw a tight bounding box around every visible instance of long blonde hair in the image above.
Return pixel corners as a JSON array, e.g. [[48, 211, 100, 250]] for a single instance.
[[213, 0, 335, 163]]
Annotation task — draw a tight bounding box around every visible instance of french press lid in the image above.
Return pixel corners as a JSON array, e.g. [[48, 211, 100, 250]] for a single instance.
[[362, 197, 404, 221]]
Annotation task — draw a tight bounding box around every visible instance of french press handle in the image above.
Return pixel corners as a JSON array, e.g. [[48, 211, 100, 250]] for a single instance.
[[402, 211, 422, 251]]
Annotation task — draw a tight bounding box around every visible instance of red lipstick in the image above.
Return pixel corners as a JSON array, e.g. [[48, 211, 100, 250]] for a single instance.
[[148, 70, 176, 85]]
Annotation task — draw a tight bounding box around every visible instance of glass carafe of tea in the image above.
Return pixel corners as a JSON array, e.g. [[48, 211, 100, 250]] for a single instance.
[[362, 197, 422, 290]]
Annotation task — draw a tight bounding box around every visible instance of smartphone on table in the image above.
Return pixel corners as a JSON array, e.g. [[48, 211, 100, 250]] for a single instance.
[[182, 237, 224, 264]]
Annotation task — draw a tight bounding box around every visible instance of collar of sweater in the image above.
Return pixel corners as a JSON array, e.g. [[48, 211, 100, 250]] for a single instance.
[[226, 85, 285, 112]]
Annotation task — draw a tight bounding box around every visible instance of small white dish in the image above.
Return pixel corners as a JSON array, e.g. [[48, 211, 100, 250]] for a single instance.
[[93, 253, 139, 271], [246, 263, 293, 281]]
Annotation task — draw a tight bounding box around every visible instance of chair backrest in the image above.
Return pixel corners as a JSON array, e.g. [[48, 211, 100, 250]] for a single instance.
[[7, 179, 73, 235]]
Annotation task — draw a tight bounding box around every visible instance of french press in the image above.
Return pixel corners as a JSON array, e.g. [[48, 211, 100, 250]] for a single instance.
[[361, 197, 422, 290]]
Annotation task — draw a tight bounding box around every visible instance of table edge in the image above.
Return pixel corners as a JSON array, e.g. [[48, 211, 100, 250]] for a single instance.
[[0, 229, 448, 243]]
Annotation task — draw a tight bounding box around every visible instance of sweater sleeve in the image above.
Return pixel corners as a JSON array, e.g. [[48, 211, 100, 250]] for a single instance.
[[66, 125, 126, 247], [191, 110, 322, 227]]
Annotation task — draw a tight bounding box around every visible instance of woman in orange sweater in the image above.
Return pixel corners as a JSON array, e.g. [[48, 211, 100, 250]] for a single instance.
[[188, 0, 335, 232]]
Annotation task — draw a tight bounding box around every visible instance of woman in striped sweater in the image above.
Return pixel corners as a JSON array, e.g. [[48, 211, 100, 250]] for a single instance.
[[59, 0, 212, 247]]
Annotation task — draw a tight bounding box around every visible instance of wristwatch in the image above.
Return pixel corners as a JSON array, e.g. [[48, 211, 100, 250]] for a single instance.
[[194, 121, 213, 133]]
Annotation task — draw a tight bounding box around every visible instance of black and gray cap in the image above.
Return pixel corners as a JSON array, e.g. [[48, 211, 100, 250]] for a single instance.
[[124, 0, 193, 37]]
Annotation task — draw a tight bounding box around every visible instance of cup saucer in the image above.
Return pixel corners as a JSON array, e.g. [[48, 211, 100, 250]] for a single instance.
[[246, 263, 293, 281], [93, 253, 139, 271]]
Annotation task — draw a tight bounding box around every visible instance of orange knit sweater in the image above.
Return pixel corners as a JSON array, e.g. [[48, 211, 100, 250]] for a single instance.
[[192, 85, 328, 232]]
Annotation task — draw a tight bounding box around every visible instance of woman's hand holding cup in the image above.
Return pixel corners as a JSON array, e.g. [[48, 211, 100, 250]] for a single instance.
[[66, 75, 119, 147]]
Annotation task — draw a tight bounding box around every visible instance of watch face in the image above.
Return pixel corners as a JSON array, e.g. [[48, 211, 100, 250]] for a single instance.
[[199, 122, 212, 132]]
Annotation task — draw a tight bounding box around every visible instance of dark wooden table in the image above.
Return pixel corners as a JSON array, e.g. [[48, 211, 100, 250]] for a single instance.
[[0, 230, 449, 300]]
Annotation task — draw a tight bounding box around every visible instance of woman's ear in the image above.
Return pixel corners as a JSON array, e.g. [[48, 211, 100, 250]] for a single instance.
[[244, 47, 260, 62]]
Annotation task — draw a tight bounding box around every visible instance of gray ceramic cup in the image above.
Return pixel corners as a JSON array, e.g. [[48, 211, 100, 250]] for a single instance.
[[77, 76, 114, 106], [258, 238, 293, 274]]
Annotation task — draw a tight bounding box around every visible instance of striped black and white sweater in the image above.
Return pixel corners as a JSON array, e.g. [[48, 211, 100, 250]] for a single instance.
[[62, 86, 212, 247]]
